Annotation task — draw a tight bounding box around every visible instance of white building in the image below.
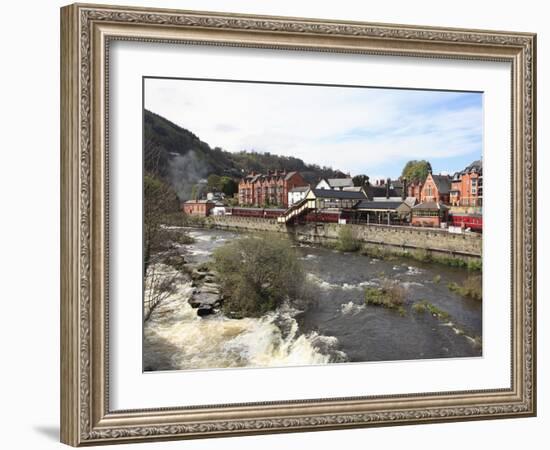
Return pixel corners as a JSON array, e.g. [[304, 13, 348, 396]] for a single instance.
[[288, 186, 310, 207]]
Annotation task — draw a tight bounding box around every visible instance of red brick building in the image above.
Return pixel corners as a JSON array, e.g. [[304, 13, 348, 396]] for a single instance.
[[420, 173, 452, 204], [407, 180, 424, 203], [450, 160, 483, 207], [238, 170, 309, 208], [182, 199, 214, 217], [411, 201, 449, 228]]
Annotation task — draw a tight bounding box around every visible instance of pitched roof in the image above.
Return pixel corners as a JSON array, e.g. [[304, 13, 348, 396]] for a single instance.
[[412, 201, 449, 211], [289, 186, 310, 193], [365, 185, 400, 199], [250, 174, 261, 183], [430, 174, 452, 194], [342, 186, 364, 192], [464, 160, 482, 173], [243, 171, 302, 183], [284, 171, 298, 181], [184, 199, 214, 204], [327, 178, 354, 188], [355, 200, 403, 210], [311, 189, 367, 200], [404, 197, 418, 208]]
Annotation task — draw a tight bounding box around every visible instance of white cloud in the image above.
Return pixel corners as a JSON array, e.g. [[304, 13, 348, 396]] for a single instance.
[[144, 78, 482, 175]]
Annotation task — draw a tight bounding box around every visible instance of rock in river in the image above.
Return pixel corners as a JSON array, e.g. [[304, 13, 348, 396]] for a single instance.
[[189, 292, 221, 308], [197, 305, 214, 317]]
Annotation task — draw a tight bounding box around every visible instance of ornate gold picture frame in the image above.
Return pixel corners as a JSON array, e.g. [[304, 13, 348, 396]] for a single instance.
[[60, 3, 536, 446]]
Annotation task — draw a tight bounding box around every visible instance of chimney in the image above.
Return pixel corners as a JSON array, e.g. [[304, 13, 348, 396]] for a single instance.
[[402, 178, 407, 200], [386, 179, 390, 199]]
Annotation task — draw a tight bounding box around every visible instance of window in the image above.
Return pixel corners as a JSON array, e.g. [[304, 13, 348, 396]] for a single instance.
[[426, 185, 432, 198]]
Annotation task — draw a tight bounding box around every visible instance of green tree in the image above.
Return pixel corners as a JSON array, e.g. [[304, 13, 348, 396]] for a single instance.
[[352, 174, 370, 187], [207, 174, 221, 191], [401, 160, 432, 182], [213, 236, 305, 317], [219, 176, 238, 196]]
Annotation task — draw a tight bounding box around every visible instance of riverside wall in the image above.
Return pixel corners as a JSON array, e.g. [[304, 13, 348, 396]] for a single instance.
[[207, 215, 482, 258]]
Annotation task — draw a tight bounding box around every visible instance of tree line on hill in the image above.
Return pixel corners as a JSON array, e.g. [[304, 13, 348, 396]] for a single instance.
[[144, 109, 347, 201], [144, 109, 433, 202]]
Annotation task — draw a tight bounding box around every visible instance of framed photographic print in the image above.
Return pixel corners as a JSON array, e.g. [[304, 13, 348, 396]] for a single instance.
[[60, 3, 537, 446]]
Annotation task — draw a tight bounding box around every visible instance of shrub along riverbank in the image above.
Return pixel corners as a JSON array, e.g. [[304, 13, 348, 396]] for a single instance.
[[331, 225, 482, 272], [364, 279, 407, 316], [448, 275, 482, 301]]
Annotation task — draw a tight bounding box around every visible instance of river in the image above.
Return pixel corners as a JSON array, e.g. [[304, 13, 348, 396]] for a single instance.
[[143, 227, 482, 371]]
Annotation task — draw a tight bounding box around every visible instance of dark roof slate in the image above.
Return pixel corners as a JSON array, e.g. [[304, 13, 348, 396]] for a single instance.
[[430, 174, 452, 194], [412, 201, 449, 210], [311, 189, 367, 200], [354, 200, 403, 210], [365, 185, 400, 199]]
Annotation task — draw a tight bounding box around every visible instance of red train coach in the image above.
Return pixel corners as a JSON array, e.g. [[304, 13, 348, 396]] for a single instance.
[[228, 207, 285, 219], [449, 213, 483, 232]]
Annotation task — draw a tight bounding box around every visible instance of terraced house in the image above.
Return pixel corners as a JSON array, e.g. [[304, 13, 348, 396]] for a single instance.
[[450, 160, 483, 208], [238, 170, 309, 208]]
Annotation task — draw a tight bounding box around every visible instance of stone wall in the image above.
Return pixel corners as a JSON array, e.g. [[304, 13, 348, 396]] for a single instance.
[[208, 215, 286, 233], [207, 216, 482, 257], [295, 223, 481, 257]]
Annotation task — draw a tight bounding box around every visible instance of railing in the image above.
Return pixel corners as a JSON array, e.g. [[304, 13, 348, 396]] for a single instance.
[[277, 198, 312, 224]]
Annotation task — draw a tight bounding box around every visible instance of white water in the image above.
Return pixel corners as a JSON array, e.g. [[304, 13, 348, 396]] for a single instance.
[[406, 266, 423, 275], [340, 301, 366, 315], [299, 254, 318, 261], [307, 273, 376, 291], [144, 266, 336, 371]]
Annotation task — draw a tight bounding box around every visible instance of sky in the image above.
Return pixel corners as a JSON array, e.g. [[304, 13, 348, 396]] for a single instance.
[[144, 77, 483, 180]]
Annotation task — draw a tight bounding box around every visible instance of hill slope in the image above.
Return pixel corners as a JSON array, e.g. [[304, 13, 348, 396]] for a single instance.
[[144, 109, 345, 200]]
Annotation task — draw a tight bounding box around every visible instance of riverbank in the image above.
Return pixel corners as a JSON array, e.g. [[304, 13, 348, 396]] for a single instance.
[[203, 215, 482, 268]]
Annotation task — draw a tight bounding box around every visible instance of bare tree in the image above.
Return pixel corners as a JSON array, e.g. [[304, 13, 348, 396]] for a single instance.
[[143, 174, 180, 275], [143, 264, 178, 321]]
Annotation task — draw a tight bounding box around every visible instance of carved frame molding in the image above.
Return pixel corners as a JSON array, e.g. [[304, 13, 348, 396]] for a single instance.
[[60, 3, 536, 446]]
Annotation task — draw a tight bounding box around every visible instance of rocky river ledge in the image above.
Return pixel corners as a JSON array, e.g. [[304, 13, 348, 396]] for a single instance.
[[188, 264, 223, 316]]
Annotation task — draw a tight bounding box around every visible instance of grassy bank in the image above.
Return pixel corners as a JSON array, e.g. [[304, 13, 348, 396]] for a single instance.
[[328, 225, 482, 271], [361, 244, 482, 271]]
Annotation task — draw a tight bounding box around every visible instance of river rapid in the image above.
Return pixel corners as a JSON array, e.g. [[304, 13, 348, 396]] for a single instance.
[[143, 227, 482, 371]]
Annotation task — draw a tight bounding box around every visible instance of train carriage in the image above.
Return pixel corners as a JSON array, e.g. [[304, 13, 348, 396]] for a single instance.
[[228, 207, 286, 219], [449, 213, 483, 232]]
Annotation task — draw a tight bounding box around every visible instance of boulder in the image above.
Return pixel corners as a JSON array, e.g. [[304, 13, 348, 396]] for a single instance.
[[162, 255, 187, 271], [197, 305, 214, 317], [188, 292, 222, 309], [191, 270, 207, 281]]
